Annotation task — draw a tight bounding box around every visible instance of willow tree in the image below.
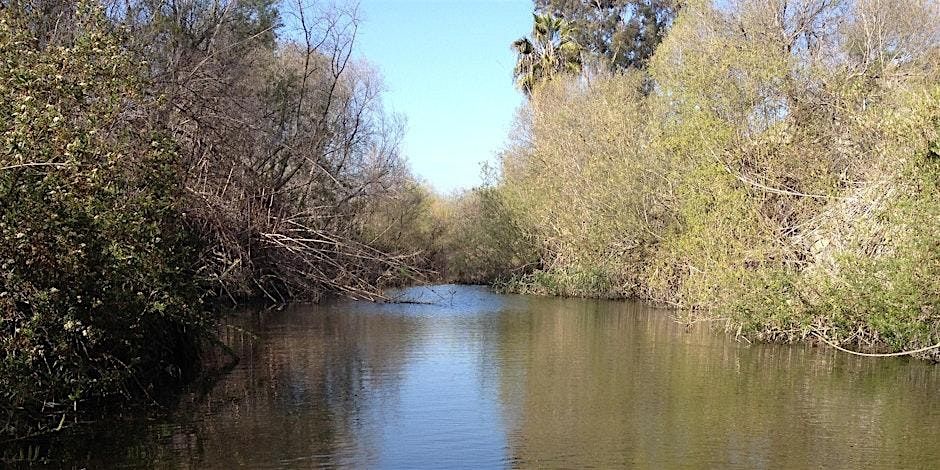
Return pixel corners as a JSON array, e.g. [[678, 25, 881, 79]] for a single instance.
[[512, 13, 583, 96]]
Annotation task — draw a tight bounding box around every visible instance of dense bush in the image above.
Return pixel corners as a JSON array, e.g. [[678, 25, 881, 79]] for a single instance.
[[437, 185, 541, 283], [360, 180, 539, 285], [0, 5, 207, 438], [497, 73, 674, 298], [480, 0, 940, 357], [730, 109, 940, 349]]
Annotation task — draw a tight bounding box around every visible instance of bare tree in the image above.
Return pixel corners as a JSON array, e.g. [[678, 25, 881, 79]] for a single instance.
[[108, 0, 422, 301], [843, 0, 940, 79]]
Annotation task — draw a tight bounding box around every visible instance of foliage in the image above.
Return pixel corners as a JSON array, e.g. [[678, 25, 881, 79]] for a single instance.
[[534, 0, 678, 71], [497, 73, 673, 298], [110, 0, 420, 302], [729, 91, 940, 352], [439, 185, 541, 283], [0, 3, 208, 439], [482, 0, 940, 357], [512, 13, 583, 96], [0, 0, 424, 442], [361, 181, 540, 285]]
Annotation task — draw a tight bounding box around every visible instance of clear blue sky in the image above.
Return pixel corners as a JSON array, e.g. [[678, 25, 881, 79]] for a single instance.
[[354, 0, 532, 193]]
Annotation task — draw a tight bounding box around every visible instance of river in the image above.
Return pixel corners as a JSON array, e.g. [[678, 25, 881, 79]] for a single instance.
[[52, 285, 940, 468]]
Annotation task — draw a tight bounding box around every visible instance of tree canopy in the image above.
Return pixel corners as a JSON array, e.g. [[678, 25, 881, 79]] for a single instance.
[[534, 0, 678, 71], [512, 13, 583, 96]]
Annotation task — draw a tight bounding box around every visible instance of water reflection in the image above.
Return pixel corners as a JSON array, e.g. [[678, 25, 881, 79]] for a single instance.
[[53, 285, 940, 468], [493, 299, 940, 468]]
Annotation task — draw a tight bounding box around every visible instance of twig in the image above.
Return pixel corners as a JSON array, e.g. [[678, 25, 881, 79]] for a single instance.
[[0, 162, 72, 171]]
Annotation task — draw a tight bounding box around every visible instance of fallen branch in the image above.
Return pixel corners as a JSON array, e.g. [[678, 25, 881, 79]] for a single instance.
[[0, 162, 72, 171], [812, 330, 940, 357]]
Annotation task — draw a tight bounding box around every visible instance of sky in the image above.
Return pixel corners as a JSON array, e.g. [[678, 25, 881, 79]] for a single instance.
[[353, 0, 533, 193]]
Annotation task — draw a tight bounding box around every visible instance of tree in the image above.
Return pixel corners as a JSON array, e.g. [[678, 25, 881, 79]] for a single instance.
[[513, 13, 583, 96], [534, 0, 678, 71]]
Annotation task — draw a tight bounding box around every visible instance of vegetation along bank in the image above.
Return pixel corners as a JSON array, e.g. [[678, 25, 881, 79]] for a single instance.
[[391, 0, 940, 361], [1, 0, 426, 441]]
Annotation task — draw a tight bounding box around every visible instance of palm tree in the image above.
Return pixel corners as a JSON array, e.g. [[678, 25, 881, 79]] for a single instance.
[[512, 14, 583, 97]]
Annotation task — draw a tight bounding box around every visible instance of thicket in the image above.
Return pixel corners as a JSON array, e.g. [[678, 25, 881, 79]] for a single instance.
[[0, 2, 208, 441], [1, 0, 424, 442], [109, 0, 421, 301], [476, 0, 940, 357], [360, 180, 539, 285]]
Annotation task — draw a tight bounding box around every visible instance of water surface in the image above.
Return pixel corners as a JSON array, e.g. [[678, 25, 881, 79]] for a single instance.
[[61, 285, 940, 468]]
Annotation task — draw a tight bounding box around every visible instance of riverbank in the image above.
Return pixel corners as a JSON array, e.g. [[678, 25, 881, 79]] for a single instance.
[[416, 2, 940, 360], [483, 99, 940, 360], [1, 2, 423, 442]]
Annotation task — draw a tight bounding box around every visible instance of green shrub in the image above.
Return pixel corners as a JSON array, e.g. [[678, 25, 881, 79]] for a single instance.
[[0, 4, 208, 439], [501, 265, 620, 299], [728, 132, 940, 354]]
